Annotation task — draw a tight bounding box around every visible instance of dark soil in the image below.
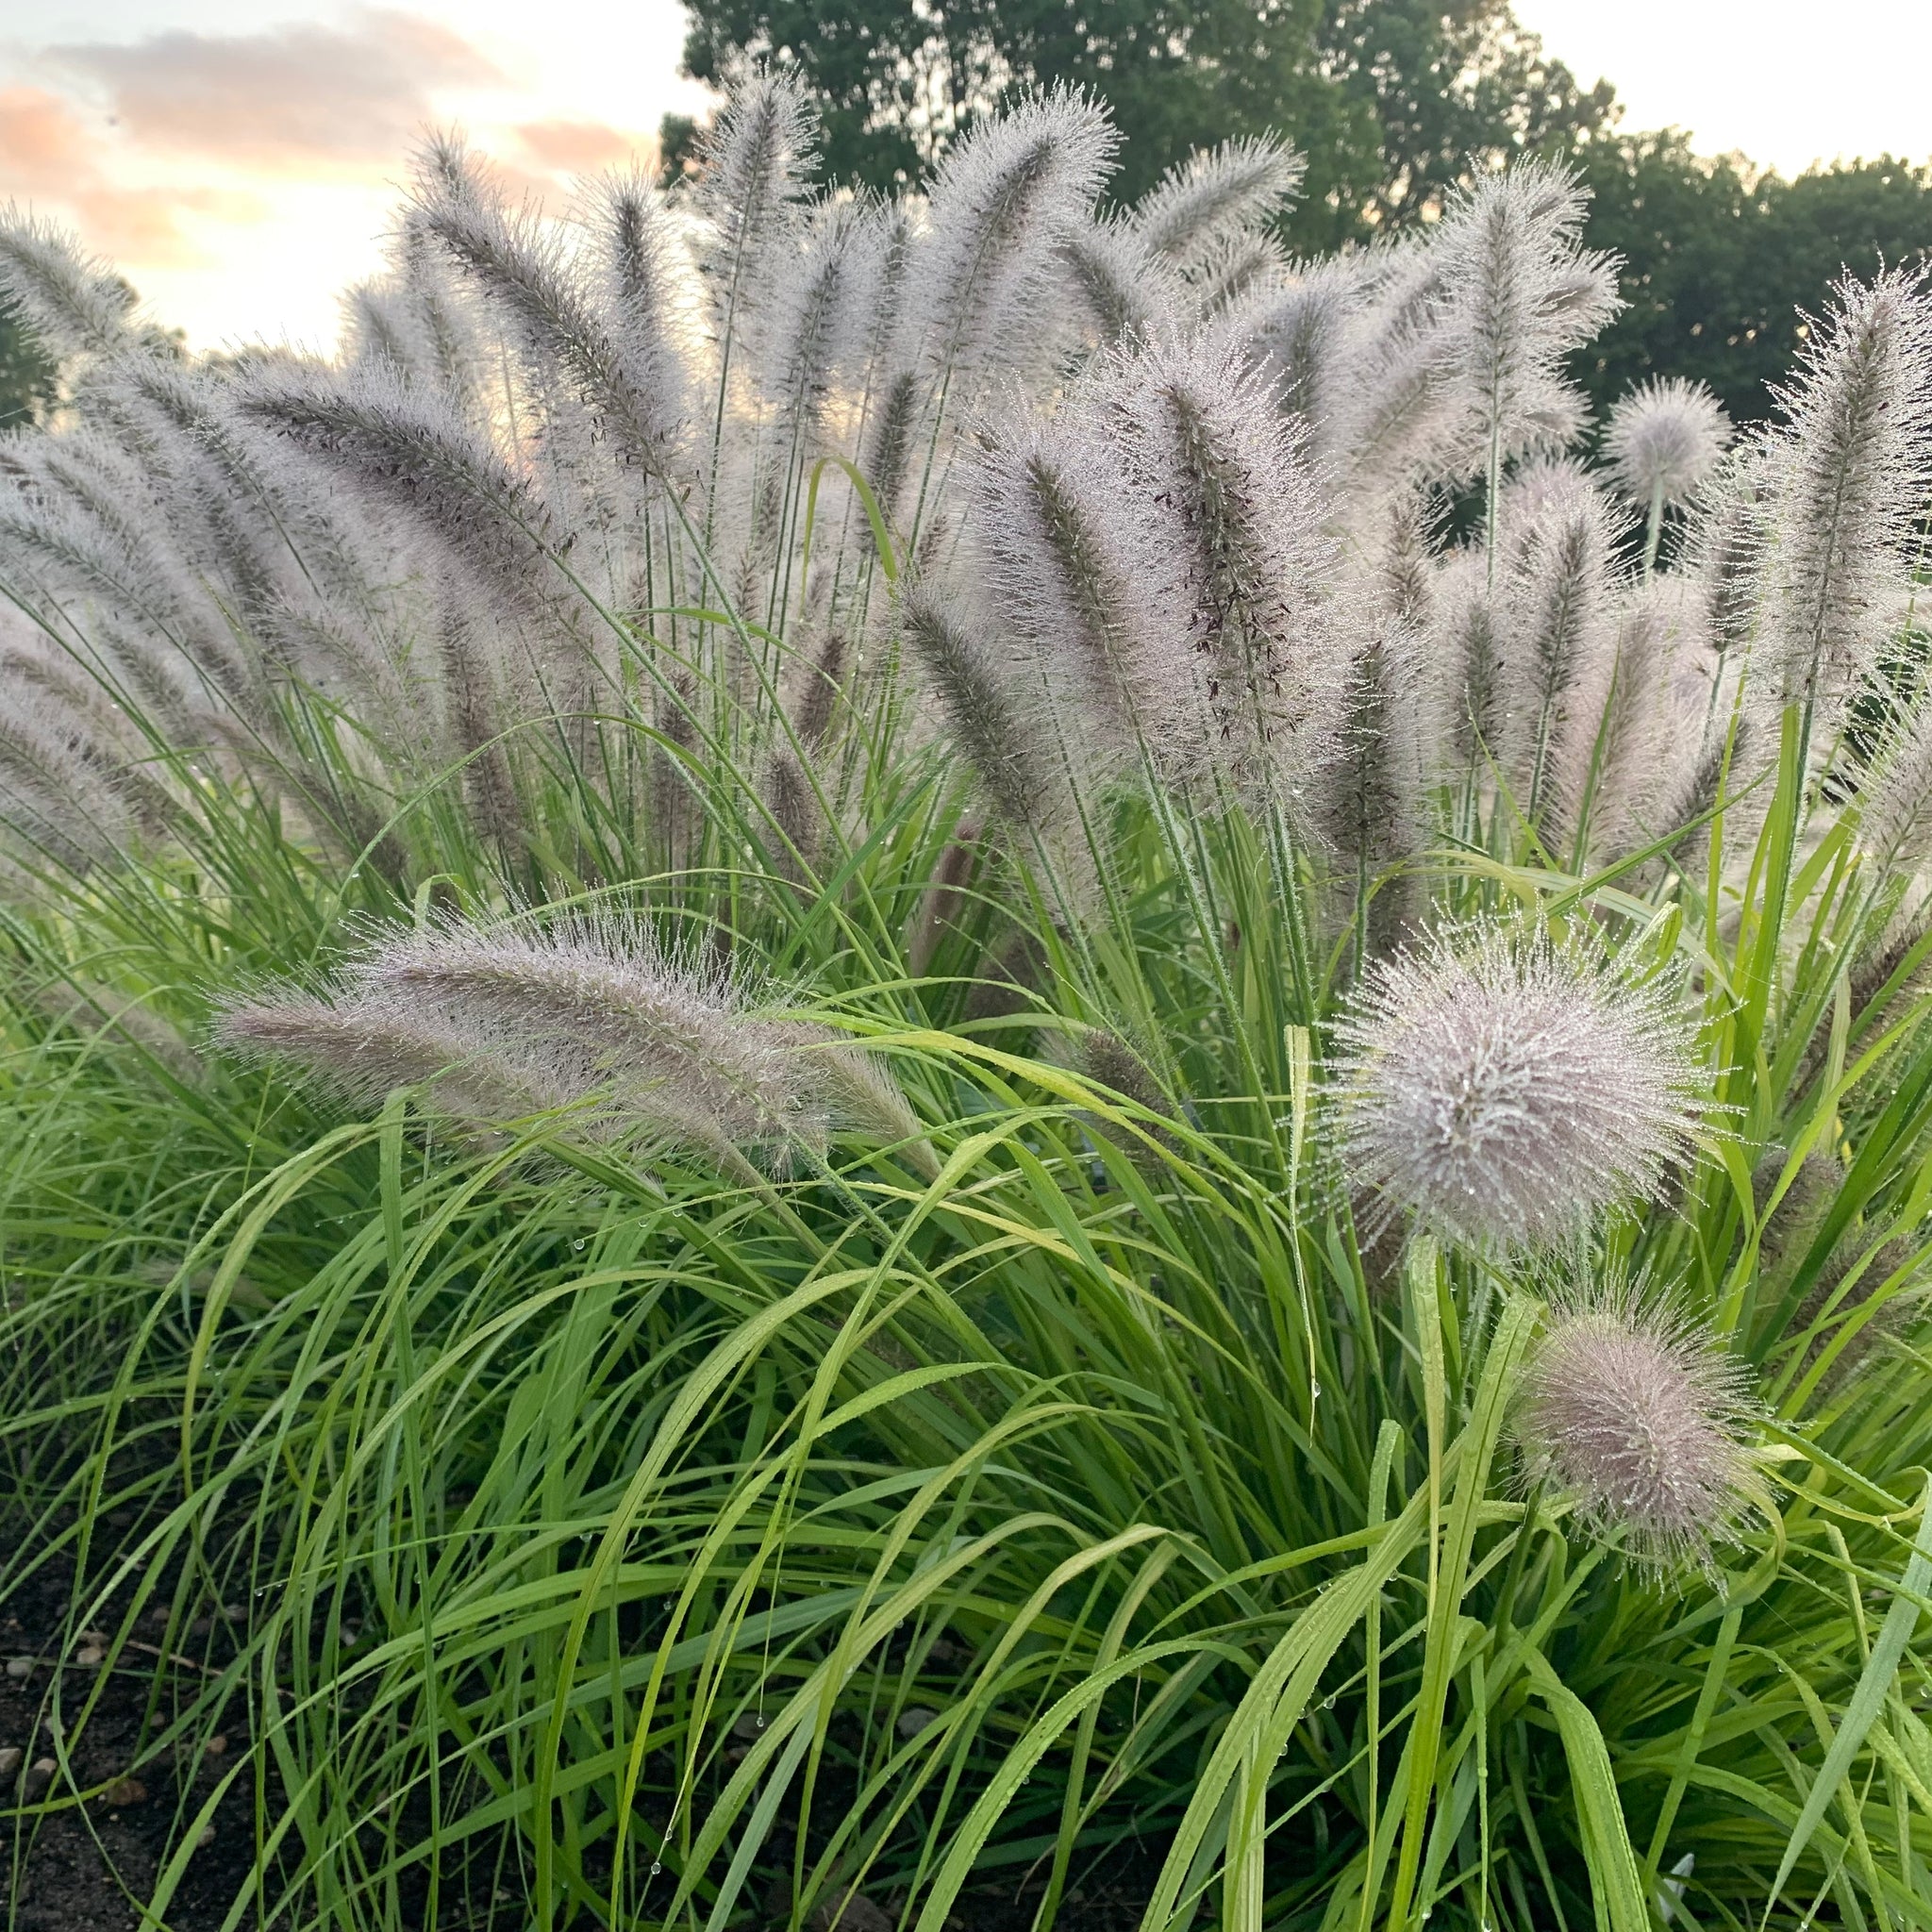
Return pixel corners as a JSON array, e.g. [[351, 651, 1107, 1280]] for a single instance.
[[1, 1547, 258, 1931]]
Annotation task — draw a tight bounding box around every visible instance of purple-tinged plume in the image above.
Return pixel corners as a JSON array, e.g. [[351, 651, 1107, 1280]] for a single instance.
[[1333, 923, 1704, 1249], [1516, 1279, 1758, 1570]]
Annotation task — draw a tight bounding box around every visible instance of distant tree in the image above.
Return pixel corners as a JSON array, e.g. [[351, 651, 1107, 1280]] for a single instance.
[[1574, 134, 1932, 425], [673, 0, 1614, 240], [0, 298, 56, 430]]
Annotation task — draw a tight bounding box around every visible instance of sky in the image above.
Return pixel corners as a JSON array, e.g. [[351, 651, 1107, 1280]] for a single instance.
[[2, 1, 1929, 353]]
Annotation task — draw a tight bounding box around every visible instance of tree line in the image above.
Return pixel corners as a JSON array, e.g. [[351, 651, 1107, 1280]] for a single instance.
[[5, 0, 1926, 427]]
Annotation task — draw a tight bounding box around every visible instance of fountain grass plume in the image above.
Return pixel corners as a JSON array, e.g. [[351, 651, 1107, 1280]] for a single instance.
[[1431, 159, 1619, 478], [218, 912, 923, 1175], [1107, 326, 1347, 813], [759, 196, 871, 434], [1129, 136, 1306, 274], [965, 402, 1183, 774], [1605, 377, 1731, 512], [411, 144, 691, 487], [1333, 921, 1705, 1251], [1059, 218, 1181, 344], [1516, 1273, 1759, 1572], [911, 87, 1118, 394], [1768, 266, 1932, 721], [695, 68, 819, 327], [0, 210, 136, 363], [1498, 473, 1627, 822]]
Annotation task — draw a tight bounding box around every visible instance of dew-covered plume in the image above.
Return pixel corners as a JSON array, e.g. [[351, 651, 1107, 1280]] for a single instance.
[[1333, 924, 1704, 1250], [1129, 137, 1306, 275], [1516, 1278, 1758, 1570], [1430, 162, 1620, 480], [1605, 378, 1731, 514], [0, 212, 137, 363], [909, 87, 1118, 400]]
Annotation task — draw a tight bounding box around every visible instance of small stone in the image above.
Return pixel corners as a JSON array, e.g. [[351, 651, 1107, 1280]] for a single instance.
[[0, 1747, 21, 1777], [190, 1617, 211, 1638], [730, 1710, 769, 1742], [102, 1774, 147, 1807], [808, 1890, 893, 1932], [197, 1825, 215, 1850], [896, 1707, 938, 1740], [25, 1757, 55, 1795], [75, 1643, 106, 1668], [80, 1628, 108, 1645], [206, 1733, 228, 1756], [6, 1657, 34, 1680]]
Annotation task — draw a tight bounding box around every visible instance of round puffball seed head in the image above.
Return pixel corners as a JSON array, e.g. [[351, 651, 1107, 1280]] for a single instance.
[[1332, 925, 1703, 1251], [1604, 376, 1731, 508], [1516, 1297, 1757, 1571]]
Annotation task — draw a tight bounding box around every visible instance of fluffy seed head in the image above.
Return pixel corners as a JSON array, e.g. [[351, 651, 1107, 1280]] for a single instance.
[[1767, 267, 1932, 717], [1516, 1282, 1757, 1570], [1129, 137, 1306, 274], [1332, 924, 1704, 1249], [0, 210, 137, 361], [1604, 377, 1731, 508]]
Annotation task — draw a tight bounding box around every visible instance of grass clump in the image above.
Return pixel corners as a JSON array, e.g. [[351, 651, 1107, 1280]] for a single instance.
[[4, 75, 1932, 1931]]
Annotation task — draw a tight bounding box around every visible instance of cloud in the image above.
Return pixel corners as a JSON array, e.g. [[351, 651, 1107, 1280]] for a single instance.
[[49, 8, 501, 174], [511, 119, 649, 178], [0, 84, 262, 268]]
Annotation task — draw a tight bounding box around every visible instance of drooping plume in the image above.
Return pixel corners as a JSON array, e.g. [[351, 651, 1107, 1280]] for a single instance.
[[215, 913, 918, 1174], [908, 88, 1118, 399], [0, 211, 137, 363], [1516, 1278, 1758, 1570], [1129, 137, 1306, 275], [1333, 922, 1704, 1250]]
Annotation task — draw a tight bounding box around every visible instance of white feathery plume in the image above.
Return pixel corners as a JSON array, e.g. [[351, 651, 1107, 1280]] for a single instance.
[[1129, 137, 1306, 275], [1428, 550, 1507, 774], [0, 210, 137, 362], [1185, 230, 1291, 323], [1604, 377, 1731, 512], [1430, 160, 1620, 480], [963, 403, 1180, 776], [758, 196, 871, 435], [0, 685, 143, 875], [1104, 327, 1348, 813], [216, 913, 922, 1174], [1058, 218, 1182, 345], [1679, 438, 1778, 659], [586, 168, 698, 453], [1516, 1277, 1758, 1571], [1545, 577, 1709, 862], [1855, 689, 1932, 874], [234, 365, 577, 640], [694, 69, 820, 333], [411, 143, 691, 487], [1765, 267, 1932, 724], [1241, 258, 1363, 460], [898, 577, 1091, 853], [1495, 472, 1628, 821], [909, 87, 1118, 396], [1332, 921, 1704, 1250]]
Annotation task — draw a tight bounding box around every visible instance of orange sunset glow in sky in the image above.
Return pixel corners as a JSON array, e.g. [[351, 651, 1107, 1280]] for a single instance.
[[2, 0, 1927, 352]]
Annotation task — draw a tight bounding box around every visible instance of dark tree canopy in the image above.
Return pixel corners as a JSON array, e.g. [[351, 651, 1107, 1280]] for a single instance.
[[673, 0, 1615, 241], [0, 300, 57, 431], [1574, 135, 1932, 425]]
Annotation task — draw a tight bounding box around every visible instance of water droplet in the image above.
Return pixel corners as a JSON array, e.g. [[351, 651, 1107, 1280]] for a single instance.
[[573, 1239, 586, 1251], [650, 1861, 662, 1876]]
